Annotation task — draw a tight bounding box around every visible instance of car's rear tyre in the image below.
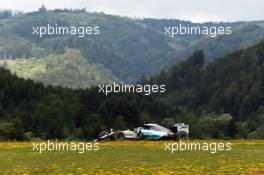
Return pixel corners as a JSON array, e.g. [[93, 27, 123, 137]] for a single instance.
[[114, 131, 125, 141], [178, 131, 188, 140]]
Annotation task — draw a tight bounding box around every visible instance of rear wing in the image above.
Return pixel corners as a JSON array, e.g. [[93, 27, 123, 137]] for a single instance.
[[170, 123, 189, 134]]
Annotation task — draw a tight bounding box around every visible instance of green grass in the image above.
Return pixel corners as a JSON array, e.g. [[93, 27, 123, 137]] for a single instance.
[[0, 140, 264, 175], [1, 59, 47, 78], [0, 55, 120, 89]]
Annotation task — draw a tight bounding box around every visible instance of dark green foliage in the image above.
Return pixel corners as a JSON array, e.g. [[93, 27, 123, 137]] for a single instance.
[[1, 10, 264, 88], [34, 49, 119, 89], [142, 19, 264, 64], [0, 11, 181, 83], [2, 8, 264, 140], [1, 40, 264, 140], [0, 68, 162, 140], [148, 41, 264, 138]]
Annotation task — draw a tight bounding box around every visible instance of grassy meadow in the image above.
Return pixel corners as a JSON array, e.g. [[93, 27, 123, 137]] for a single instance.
[[0, 140, 264, 175], [0, 59, 46, 78]]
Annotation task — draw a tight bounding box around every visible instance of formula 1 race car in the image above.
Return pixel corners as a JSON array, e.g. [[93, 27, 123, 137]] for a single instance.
[[96, 123, 189, 141]]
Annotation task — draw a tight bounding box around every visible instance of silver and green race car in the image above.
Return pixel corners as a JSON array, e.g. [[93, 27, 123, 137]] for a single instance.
[[96, 123, 189, 141]]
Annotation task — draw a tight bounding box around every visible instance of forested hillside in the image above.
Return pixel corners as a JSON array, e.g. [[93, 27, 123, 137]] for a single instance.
[[0, 9, 264, 88], [0, 9, 181, 85], [149, 40, 264, 138], [142, 18, 264, 63], [1, 41, 264, 140]]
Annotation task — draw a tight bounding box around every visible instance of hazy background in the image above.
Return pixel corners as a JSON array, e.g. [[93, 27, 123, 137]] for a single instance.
[[0, 0, 264, 22]]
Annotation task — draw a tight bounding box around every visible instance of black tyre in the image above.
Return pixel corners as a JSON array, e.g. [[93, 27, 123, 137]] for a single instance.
[[114, 131, 125, 141], [110, 130, 120, 140], [138, 132, 144, 139], [178, 132, 188, 140]]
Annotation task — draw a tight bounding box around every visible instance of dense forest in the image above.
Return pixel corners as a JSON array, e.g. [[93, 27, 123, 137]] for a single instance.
[[1, 9, 264, 88], [0, 40, 264, 140]]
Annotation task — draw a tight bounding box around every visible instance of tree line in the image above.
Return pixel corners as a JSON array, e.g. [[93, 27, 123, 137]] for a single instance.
[[0, 41, 264, 140]]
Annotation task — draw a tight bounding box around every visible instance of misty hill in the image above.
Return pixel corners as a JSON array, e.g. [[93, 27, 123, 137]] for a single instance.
[[141, 18, 264, 62], [0, 9, 264, 88]]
